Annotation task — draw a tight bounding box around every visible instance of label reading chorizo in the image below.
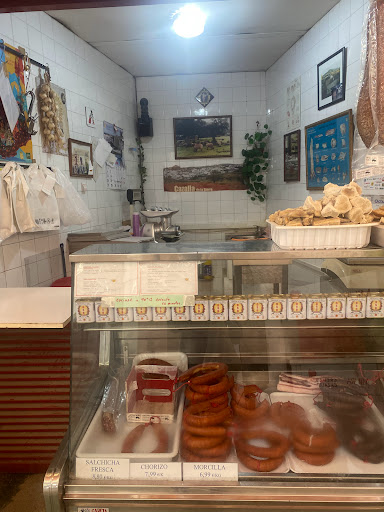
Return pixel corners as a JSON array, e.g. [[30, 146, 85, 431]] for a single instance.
[[76, 458, 130, 480], [183, 462, 238, 481], [130, 462, 181, 481]]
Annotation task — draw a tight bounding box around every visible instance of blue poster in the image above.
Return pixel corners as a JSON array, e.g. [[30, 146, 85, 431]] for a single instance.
[[306, 111, 351, 190]]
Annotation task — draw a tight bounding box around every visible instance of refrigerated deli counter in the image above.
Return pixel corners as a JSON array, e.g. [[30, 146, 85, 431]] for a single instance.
[[44, 240, 384, 512]]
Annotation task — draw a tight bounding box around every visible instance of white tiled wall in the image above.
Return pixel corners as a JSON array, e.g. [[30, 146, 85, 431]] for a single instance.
[[266, 0, 369, 215], [0, 12, 138, 287], [136, 73, 267, 228]]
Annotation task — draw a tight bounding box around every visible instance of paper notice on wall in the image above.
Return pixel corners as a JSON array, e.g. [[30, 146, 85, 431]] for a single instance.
[[75, 262, 139, 297], [94, 138, 113, 167], [363, 176, 384, 195], [139, 262, 198, 296]]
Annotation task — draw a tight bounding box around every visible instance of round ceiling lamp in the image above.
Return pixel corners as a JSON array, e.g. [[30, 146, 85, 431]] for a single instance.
[[172, 4, 207, 38]]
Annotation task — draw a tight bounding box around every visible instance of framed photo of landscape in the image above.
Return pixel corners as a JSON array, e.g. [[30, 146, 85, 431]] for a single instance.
[[174, 116, 232, 159], [284, 130, 301, 182], [317, 47, 346, 110], [305, 109, 353, 190]]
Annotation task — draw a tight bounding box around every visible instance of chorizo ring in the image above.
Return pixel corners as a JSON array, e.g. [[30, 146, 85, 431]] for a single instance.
[[192, 438, 232, 457], [185, 393, 228, 414], [293, 438, 339, 454], [181, 445, 229, 463], [293, 449, 335, 466], [182, 431, 226, 450], [121, 422, 168, 453], [236, 430, 290, 459], [231, 384, 261, 410], [179, 363, 228, 385], [270, 401, 306, 429], [185, 387, 229, 405], [183, 406, 232, 427], [235, 445, 284, 472], [232, 399, 269, 420], [189, 375, 233, 396], [293, 422, 337, 449], [182, 421, 228, 438]]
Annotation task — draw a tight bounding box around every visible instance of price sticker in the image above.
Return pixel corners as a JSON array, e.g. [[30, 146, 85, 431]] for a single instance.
[[130, 462, 181, 481], [183, 462, 238, 481], [76, 458, 130, 480]]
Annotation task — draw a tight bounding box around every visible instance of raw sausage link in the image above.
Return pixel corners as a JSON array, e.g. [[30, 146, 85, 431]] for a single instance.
[[121, 425, 145, 453]]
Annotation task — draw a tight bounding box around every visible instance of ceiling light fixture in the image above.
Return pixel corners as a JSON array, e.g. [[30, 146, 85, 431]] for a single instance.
[[172, 4, 207, 38]]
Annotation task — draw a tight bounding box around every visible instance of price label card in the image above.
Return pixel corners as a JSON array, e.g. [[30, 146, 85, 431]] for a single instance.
[[76, 458, 130, 480], [183, 462, 238, 482], [130, 462, 182, 481]]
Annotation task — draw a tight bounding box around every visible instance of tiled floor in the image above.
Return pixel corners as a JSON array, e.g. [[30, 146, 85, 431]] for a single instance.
[[0, 473, 45, 512]]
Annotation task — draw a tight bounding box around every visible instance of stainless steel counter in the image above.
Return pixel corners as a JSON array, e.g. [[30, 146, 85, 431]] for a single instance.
[[69, 240, 384, 262]]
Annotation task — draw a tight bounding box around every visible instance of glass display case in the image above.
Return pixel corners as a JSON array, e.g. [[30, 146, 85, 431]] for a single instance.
[[44, 240, 384, 512]]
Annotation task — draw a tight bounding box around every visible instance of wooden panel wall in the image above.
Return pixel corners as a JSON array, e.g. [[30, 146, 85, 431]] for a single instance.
[[0, 326, 71, 472]]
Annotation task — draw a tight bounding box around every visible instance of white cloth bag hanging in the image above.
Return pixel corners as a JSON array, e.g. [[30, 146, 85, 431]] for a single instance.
[[52, 166, 92, 226], [23, 163, 60, 231], [11, 164, 37, 233], [0, 162, 17, 242]]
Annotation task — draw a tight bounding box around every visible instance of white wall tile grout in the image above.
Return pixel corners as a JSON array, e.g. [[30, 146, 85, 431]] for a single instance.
[[0, 12, 139, 287]]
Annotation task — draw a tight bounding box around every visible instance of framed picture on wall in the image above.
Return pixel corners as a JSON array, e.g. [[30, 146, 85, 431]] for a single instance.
[[174, 116, 232, 159], [68, 139, 93, 178], [305, 109, 353, 190], [317, 47, 347, 110], [284, 130, 301, 182]]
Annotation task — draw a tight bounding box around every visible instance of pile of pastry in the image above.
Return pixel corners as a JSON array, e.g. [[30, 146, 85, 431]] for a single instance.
[[269, 182, 383, 226]]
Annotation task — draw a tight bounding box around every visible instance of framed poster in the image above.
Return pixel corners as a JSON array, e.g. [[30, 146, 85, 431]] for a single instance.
[[286, 78, 301, 132], [284, 130, 301, 182], [174, 116, 232, 159], [68, 139, 93, 178], [305, 109, 353, 190], [317, 47, 346, 110], [0, 43, 33, 163]]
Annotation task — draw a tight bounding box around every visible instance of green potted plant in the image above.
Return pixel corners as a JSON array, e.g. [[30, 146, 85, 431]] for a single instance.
[[136, 137, 147, 209], [241, 122, 272, 202]]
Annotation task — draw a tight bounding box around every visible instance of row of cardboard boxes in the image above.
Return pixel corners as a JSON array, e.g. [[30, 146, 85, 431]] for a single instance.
[[75, 292, 384, 323]]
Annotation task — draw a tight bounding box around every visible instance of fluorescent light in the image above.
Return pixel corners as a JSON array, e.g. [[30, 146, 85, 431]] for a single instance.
[[172, 4, 207, 38]]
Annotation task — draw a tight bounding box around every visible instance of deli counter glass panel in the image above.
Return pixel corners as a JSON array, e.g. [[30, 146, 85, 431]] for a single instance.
[[68, 242, 384, 487]]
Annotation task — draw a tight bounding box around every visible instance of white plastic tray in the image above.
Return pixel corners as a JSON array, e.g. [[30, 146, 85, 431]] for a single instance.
[[268, 221, 377, 250], [270, 392, 384, 474], [76, 352, 187, 462]]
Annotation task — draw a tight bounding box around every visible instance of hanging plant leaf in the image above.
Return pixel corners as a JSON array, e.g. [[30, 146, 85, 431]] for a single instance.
[[241, 123, 271, 205]]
